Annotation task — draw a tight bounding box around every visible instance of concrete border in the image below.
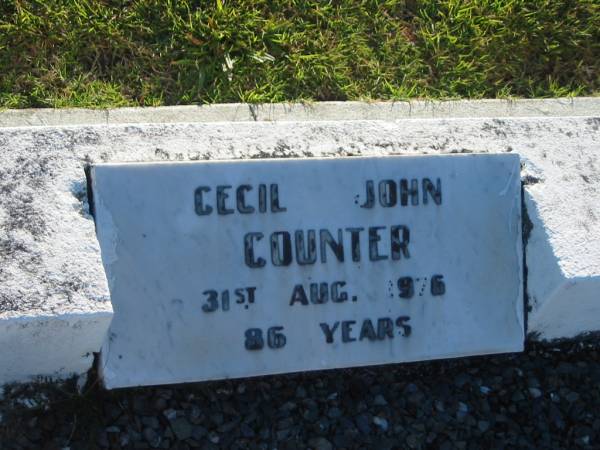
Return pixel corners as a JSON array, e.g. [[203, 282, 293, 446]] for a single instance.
[[1, 98, 598, 385], [0, 312, 112, 384], [1, 97, 599, 127]]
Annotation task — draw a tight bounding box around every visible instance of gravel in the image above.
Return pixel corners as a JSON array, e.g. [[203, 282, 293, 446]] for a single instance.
[[1, 339, 600, 449]]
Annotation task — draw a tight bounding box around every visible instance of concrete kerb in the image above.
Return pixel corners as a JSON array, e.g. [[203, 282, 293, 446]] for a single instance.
[[1, 98, 600, 127], [1, 97, 599, 385]]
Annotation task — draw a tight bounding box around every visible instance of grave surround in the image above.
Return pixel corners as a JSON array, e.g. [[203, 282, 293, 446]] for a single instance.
[[0, 98, 598, 385]]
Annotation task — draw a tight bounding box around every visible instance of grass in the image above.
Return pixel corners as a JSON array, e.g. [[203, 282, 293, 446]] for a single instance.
[[0, 0, 598, 108]]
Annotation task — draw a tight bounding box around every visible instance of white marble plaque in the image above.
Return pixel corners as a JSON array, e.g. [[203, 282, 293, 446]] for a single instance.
[[91, 154, 523, 388]]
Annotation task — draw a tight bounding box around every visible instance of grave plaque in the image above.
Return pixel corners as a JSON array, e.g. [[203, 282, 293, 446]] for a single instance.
[[90, 154, 523, 388]]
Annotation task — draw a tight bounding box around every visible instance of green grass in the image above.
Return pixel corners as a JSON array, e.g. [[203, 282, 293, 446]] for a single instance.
[[0, 0, 598, 108]]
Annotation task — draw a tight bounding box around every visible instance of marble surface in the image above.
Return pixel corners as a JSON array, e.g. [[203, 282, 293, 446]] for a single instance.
[[91, 154, 523, 388]]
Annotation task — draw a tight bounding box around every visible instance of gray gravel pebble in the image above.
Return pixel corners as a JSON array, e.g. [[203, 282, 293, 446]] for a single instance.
[[308, 436, 333, 450], [170, 417, 193, 440], [373, 394, 388, 406], [373, 416, 389, 431], [529, 387, 543, 398], [142, 427, 160, 448]]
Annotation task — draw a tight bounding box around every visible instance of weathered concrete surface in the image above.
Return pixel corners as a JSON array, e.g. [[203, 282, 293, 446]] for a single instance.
[[1, 97, 599, 127], [0, 98, 599, 384], [0, 313, 111, 384]]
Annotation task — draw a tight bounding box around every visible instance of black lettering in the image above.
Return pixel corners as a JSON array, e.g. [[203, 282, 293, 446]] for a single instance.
[[267, 326, 286, 348], [379, 180, 397, 207], [431, 275, 446, 296], [320, 229, 344, 263], [400, 179, 419, 206], [310, 282, 329, 304], [216, 185, 234, 215], [345, 227, 363, 262], [369, 226, 387, 261], [194, 186, 212, 215], [342, 320, 356, 342], [360, 180, 375, 208], [221, 290, 230, 311], [235, 288, 245, 304], [244, 233, 266, 268], [258, 184, 267, 213], [236, 185, 254, 213], [295, 230, 317, 265], [271, 232, 292, 266], [246, 287, 256, 303], [270, 184, 287, 212], [331, 281, 348, 303], [245, 328, 264, 350], [202, 290, 219, 312], [398, 277, 414, 299], [359, 319, 377, 341], [391, 225, 410, 260], [290, 284, 309, 306], [320, 322, 340, 343], [377, 318, 394, 339], [396, 316, 412, 337], [423, 178, 442, 205]]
